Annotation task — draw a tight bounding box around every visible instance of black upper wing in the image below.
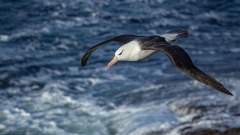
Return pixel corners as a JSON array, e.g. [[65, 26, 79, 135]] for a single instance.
[[81, 35, 143, 67], [141, 41, 233, 96]]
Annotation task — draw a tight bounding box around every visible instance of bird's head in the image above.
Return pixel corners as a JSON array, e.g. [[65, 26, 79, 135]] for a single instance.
[[107, 46, 128, 68]]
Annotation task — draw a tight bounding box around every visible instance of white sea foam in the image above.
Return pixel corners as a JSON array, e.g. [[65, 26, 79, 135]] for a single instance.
[[0, 124, 5, 130], [0, 35, 9, 42], [229, 48, 240, 53], [116, 84, 164, 98], [106, 104, 177, 135]]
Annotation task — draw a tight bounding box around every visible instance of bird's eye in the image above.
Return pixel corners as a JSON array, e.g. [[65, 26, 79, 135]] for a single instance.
[[118, 50, 124, 55]]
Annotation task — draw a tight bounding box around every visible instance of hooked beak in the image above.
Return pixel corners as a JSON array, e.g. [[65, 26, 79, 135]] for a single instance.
[[107, 56, 118, 68]]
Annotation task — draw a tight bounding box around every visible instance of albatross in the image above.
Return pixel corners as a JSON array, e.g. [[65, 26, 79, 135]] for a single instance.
[[81, 30, 233, 96]]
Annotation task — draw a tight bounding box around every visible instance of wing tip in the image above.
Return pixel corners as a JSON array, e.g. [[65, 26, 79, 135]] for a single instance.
[[216, 85, 233, 96], [81, 64, 86, 67], [223, 89, 233, 96], [80, 56, 87, 67], [81, 60, 86, 67]]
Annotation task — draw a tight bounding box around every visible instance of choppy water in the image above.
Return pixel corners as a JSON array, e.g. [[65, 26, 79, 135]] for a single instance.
[[0, 0, 240, 135]]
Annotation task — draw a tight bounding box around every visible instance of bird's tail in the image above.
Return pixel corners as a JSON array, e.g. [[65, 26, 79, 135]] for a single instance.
[[161, 29, 188, 43]]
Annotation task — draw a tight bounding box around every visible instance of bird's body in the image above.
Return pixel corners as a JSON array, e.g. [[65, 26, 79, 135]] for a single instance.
[[81, 30, 233, 96], [118, 40, 157, 61]]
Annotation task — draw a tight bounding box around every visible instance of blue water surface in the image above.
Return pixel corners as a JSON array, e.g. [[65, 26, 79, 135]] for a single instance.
[[0, 0, 240, 135]]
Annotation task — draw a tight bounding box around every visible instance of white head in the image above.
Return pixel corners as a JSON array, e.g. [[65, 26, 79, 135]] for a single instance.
[[107, 41, 144, 68], [107, 46, 128, 68]]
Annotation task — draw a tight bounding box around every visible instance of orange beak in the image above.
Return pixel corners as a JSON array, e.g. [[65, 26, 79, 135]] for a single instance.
[[107, 56, 118, 68]]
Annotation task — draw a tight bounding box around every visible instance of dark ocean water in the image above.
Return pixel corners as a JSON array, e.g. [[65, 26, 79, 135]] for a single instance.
[[0, 0, 240, 135]]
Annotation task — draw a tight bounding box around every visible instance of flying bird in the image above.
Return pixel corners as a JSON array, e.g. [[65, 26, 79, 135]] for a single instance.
[[81, 30, 233, 96]]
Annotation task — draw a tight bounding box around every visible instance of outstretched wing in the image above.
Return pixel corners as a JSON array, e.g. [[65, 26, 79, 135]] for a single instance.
[[142, 43, 233, 96], [81, 35, 143, 67]]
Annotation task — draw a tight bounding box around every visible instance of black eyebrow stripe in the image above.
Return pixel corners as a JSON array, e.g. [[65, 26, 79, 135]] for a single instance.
[[119, 49, 124, 55]]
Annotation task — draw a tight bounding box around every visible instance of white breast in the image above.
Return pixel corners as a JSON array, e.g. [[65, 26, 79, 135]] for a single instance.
[[138, 49, 158, 60], [123, 41, 157, 61]]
